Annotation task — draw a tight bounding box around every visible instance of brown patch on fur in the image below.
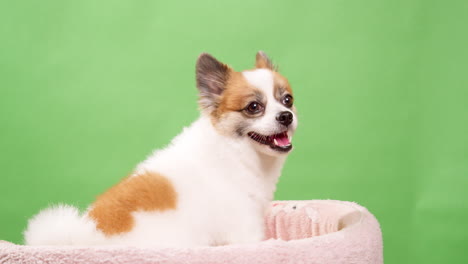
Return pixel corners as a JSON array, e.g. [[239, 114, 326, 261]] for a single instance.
[[273, 72, 293, 99], [88, 171, 177, 236], [214, 71, 264, 118]]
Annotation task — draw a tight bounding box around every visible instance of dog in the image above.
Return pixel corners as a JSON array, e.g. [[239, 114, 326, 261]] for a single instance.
[[24, 51, 298, 247]]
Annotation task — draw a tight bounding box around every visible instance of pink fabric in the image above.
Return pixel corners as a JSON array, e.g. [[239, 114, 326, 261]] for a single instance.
[[0, 200, 383, 264]]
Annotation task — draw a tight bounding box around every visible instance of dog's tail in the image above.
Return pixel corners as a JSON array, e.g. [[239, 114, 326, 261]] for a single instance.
[[24, 204, 105, 246]]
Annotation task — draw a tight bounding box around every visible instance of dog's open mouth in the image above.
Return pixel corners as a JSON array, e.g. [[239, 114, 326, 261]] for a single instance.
[[247, 131, 292, 152]]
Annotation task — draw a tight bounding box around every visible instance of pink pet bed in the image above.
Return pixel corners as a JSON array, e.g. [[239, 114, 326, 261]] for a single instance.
[[0, 200, 383, 264]]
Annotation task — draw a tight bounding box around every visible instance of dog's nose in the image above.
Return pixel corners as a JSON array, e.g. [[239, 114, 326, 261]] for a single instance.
[[276, 111, 293, 126]]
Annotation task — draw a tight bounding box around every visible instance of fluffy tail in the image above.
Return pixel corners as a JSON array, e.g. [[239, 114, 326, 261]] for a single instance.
[[24, 204, 105, 246]]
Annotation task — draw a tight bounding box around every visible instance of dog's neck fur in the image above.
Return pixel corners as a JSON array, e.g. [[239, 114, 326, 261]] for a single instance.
[[138, 114, 287, 202]]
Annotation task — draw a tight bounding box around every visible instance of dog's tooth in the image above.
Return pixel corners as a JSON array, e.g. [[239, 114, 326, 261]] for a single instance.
[[273, 138, 278, 145]]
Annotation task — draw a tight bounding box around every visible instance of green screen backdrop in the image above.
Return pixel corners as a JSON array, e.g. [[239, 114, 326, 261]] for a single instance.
[[1, 1, 467, 263]]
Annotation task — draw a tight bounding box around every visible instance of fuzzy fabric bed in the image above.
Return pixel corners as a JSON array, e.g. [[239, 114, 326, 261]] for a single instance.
[[0, 200, 383, 264]]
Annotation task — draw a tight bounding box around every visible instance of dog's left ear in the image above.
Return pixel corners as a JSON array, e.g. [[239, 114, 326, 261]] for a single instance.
[[255, 51, 277, 71], [196, 53, 232, 112]]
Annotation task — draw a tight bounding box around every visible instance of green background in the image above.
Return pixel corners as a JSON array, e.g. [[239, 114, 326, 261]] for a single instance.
[[1, 0, 467, 263]]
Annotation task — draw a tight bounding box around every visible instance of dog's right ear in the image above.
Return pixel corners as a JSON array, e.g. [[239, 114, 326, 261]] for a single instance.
[[196, 53, 232, 112], [255, 51, 277, 71]]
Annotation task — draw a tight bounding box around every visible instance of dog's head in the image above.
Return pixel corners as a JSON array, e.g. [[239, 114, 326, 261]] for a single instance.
[[196, 51, 297, 157]]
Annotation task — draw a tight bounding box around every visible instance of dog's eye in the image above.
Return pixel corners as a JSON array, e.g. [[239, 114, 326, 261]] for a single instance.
[[282, 95, 293, 108], [245, 101, 264, 114]]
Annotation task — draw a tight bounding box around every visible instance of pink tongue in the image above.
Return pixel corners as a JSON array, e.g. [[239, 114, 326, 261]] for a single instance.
[[274, 134, 291, 146]]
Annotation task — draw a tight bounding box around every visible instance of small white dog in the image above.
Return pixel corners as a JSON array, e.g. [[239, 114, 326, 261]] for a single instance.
[[24, 51, 298, 247]]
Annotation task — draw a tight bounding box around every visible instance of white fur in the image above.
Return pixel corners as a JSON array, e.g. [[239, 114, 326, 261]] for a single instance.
[[24, 205, 105, 245], [24, 69, 296, 247]]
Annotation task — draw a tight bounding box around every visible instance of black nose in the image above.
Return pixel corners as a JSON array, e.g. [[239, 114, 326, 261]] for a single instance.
[[276, 111, 293, 126]]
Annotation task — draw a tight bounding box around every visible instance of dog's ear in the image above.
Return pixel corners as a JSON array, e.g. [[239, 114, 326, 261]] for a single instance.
[[255, 51, 277, 71], [196, 53, 232, 112]]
